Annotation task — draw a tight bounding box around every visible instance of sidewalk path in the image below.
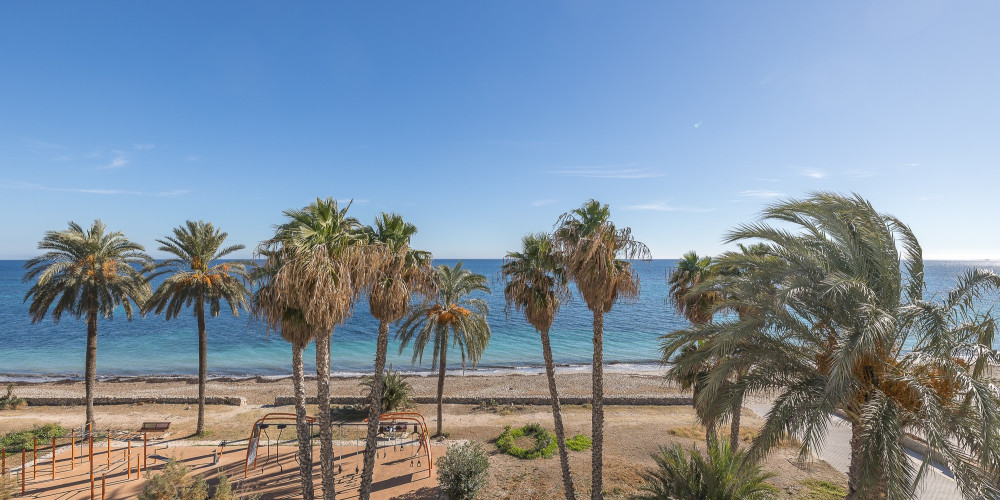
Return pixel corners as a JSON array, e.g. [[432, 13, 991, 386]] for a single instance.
[[745, 401, 963, 499]]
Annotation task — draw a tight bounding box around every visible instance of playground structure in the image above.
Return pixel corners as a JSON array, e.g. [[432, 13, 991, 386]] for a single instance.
[[3, 411, 439, 499], [244, 411, 434, 482], [0, 422, 187, 499]]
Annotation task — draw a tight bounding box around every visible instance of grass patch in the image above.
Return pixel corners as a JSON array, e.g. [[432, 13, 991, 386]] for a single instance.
[[329, 404, 368, 422], [495, 423, 557, 459], [473, 399, 526, 415], [1, 424, 66, 452], [801, 479, 847, 500], [666, 424, 705, 440], [566, 434, 592, 452]]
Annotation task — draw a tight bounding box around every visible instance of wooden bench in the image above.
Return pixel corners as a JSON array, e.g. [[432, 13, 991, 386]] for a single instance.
[[138, 421, 171, 438]]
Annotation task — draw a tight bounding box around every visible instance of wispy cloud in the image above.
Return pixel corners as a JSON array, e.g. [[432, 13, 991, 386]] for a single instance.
[[739, 190, 786, 199], [892, 162, 920, 168], [749, 177, 780, 183], [336, 198, 369, 205], [547, 163, 664, 179], [799, 168, 826, 179], [133, 143, 155, 150], [625, 202, 713, 213], [185, 155, 201, 162], [693, 121, 703, 128], [97, 150, 128, 170], [1, 181, 188, 197], [848, 169, 877, 178], [531, 199, 556, 207]]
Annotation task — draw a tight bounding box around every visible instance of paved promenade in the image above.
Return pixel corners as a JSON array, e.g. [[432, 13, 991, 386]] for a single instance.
[[746, 401, 963, 499]]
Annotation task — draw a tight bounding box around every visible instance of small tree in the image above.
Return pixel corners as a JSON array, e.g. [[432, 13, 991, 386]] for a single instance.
[[436, 442, 490, 500], [360, 364, 412, 412], [138, 459, 208, 500]]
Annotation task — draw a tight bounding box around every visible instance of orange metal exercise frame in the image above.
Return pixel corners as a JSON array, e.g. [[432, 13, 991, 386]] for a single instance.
[[243, 411, 433, 480]]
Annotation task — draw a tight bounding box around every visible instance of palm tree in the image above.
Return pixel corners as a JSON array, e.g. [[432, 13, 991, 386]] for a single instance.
[[636, 437, 777, 500], [553, 199, 649, 500], [662, 193, 1000, 499], [23, 220, 152, 426], [268, 198, 374, 500], [358, 213, 432, 500], [666, 251, 722, 446], [397, 262, 491, 437], [251, 247, 315, 500], [501, 233, 576, 500], [146, 221, 251, 436]]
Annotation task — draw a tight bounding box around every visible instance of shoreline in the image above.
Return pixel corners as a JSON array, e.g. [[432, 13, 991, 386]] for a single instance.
[[0, 360, 667, 384]]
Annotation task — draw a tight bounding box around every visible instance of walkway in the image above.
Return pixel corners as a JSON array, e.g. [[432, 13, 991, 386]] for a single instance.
[[745, 401, 963, 499]]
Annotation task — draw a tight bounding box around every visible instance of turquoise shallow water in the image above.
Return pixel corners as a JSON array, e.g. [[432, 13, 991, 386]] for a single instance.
[[0, 259, 997, 380]]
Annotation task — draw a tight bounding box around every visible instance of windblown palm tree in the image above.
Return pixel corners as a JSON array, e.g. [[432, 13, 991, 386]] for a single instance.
[[23, 220, 152, 426], [251, 248, 315, 500], [501, 233, 576, 500], [666, 251, 722, 446], [397, 262, 491, 437], [662, 193, 1000, 499], [146, 221, 251, 435], [267, 198, 376, 500], [358, 213, 432, 500], [553, 199, 649, 500]]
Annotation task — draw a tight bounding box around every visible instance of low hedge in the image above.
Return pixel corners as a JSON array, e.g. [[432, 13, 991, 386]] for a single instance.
[[566, 434, 592, 452], [495, 423, 557, 459]]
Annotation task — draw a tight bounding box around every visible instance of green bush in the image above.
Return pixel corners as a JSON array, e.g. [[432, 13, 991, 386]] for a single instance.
[[494, 423, 557, 459], [566, 434, 592, 452], [0, 473, 17, 500], [636, 437, 777, 500], [360, 364, 412, 412], [0, 424, 66, 452], [436, 442, 489, 500]]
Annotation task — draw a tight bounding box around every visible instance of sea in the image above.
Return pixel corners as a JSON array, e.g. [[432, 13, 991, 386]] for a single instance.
[[0, 259, 997, 381]]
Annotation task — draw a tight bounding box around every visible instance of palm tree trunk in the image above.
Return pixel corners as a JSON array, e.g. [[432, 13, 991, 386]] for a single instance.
[[360, 320, 390, 500], [315, 331, 335, 500], [85, 309, 98, 427], [591, 309, 604, 500], [847, 418, 863, 499], [436, 343, 447, 437], [729, 394, 742, 451], [541, 328, 576, 500], [196, 300, 207, 436], [293, 342, 315, 500]]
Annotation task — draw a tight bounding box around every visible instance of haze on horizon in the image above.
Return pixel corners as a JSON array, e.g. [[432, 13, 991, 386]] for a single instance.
[[1, 1, 998, 261]]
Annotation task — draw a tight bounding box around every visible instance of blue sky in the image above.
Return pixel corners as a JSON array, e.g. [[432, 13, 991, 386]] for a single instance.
[[2, 1, 998, 260]]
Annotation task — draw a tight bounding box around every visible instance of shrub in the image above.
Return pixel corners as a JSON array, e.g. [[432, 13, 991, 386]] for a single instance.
[[138, 459, 208, 500], [0, 474, 17, 500], [636, 437, 777, 500], [801, 479, 847, 500], [0, 424, 66, 452], [436, 442, 489, 500], [360, 364, 412, 412], [566, 434, 592, 452], [494, 423, 557, 459], [0, 384, 25, 411]]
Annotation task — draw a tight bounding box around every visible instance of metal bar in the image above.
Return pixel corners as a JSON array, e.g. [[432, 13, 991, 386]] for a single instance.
[[52, 437, 56, 480], [33, 438, 37, 479]]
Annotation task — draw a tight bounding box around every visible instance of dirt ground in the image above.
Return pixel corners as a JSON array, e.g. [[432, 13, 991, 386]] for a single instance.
[[0, 400, 846, 499]]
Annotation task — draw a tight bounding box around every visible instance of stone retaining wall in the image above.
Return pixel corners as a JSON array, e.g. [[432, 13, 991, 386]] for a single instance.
[[273, 395, 692, 406], [25, 396, 246, 406]]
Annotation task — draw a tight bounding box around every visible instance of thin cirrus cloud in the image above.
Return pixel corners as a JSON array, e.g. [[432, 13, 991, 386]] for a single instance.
[[1, 181, 188, 197], [738, 190, 786, 199], [531, 199, 556, 207], [97, 150, 128, 170], [799, 168, 827, 179], [546, 163, 665, 179], [625, 202, 713, 213]]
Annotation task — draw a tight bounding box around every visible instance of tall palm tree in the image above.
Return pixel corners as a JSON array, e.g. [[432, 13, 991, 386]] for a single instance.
[[146, 221, 251, 436], [666, 251, 722, 446], [251, 247, 315, 500], [397, 262, 491, 437], [23, 220, 152, 426], [358, 213, 432, 500], [501, 233, 576, 500], [662, 193, 1000, 499], [269, 198, 374, 500], [553, 199, 649, 500]]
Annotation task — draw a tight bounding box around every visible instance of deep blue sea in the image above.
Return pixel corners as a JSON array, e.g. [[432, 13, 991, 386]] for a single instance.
[[0, 259, 997, 380]]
